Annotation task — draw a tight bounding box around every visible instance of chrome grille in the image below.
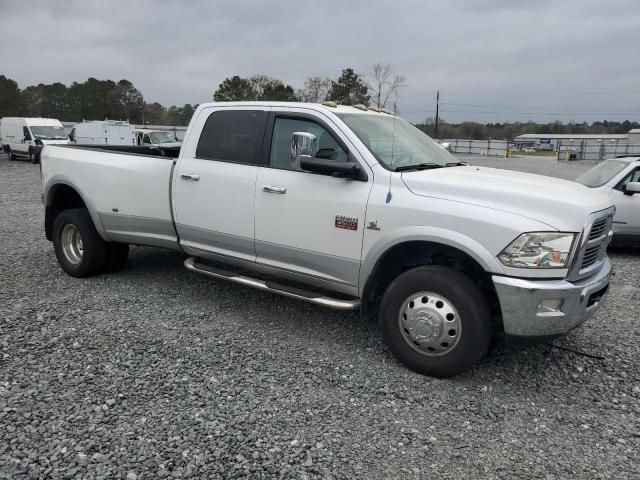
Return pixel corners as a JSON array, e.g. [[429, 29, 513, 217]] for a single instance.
[[568, 208, 614, 281], [588, 218, 608, 241], [581, 245, 601, 269]]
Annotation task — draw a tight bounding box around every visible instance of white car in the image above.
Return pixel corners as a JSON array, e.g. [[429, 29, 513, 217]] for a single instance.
[[576, 156, 640, 245]]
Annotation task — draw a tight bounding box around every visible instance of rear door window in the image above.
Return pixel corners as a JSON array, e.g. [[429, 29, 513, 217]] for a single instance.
[[196, 110, 267, 164]]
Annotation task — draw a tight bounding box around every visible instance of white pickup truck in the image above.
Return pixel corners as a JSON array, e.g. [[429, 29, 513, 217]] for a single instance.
[[41, 102, 614, 377]]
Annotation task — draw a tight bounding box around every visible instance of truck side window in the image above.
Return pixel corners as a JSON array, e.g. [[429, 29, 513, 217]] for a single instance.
[[196, 110, 266, 164], [142, 134, 151, 144], [270, 117, 347, 171], [23, 126, 32, 141]]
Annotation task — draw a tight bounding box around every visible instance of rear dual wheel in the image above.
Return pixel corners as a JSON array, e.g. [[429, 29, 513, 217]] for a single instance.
[[53, 209, 128, 277], [380, 266, 492, 378]]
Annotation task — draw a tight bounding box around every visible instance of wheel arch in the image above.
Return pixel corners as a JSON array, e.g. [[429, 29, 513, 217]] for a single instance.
[[360, 228, 504, 323], [44, 179, 107, 241]]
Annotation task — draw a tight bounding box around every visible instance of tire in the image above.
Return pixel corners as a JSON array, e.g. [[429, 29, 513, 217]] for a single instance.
[[104, 243, 129, 272], [379, 265, 491, 378], [53, 209, 108, 277], [29, 150, 36, 164], [7, 149, 16, 161]]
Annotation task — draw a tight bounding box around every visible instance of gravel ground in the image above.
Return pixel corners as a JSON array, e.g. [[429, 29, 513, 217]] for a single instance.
[[0, 153, 639, 479]]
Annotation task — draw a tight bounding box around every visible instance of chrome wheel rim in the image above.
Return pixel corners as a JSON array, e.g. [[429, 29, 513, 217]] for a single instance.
[[398, 291, 462, 356], [61, 224, 84, 265]]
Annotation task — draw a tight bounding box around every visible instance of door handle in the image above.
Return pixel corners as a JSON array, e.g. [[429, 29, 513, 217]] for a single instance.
[[262, 185, 286, 194], [180, 173, 200, 181]]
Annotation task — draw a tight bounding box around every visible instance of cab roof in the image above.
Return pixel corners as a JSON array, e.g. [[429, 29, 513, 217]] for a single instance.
[[198, 101, 394, 116]]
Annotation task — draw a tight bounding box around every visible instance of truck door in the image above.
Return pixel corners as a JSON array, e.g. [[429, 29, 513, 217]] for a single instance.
[[254, 111, 372, 289], [172, 107, 269, 262]]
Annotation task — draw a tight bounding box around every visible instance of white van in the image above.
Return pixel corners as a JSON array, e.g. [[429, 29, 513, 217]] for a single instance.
[[70, 120, 135, 146], [1, 117, 69, 163]]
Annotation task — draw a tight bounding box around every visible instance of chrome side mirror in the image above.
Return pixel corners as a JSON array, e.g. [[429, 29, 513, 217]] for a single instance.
[[290, 132, 316, 169], [624, 181, 640, 196]]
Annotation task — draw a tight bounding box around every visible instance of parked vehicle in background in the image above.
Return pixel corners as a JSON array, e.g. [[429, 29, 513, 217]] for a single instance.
[[134, 128, 181, 155], [1, 117, 68, 163], [41, 102, 614, 377], [70, 120, 135, 146], [576, 156, 640, 245], [438, 141, 452, 152]]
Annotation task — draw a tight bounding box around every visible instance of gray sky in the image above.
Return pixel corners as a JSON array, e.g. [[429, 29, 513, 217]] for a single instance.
[[2, 0, 639, 123]]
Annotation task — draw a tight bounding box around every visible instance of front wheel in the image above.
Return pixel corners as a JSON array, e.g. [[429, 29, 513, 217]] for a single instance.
[[379, 266, 491, 377], [53, 209, 108, 277], [7, 149, 16, 161]]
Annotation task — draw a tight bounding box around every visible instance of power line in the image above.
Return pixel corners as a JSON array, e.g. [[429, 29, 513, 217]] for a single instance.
[[438, 102, 640, 113], [401, 108, 640, 117], [399, 90, 640, 99], [439, 110, 639, 116]]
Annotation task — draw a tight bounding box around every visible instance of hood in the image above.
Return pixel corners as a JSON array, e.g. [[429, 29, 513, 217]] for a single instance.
[[401, 166, 613, 231]]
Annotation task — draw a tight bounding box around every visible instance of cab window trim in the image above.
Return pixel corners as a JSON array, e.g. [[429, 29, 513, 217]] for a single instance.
[[260, 112, 367, 180], [614, 166, 640, 191]]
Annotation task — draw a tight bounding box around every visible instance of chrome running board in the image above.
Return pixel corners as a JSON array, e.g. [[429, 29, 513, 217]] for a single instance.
[[184, 257, 360, 311]]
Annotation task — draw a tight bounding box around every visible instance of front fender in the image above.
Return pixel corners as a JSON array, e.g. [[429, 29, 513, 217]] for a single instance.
[[359, 226, 506, 293]]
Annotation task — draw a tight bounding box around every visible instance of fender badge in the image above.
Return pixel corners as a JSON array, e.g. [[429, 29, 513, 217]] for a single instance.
[[335, 215, 358, 231], [366, 220, 381, 231]]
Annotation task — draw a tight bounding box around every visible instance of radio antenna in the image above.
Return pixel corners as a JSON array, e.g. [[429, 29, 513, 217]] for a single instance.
[[386, 91, 399, 204]]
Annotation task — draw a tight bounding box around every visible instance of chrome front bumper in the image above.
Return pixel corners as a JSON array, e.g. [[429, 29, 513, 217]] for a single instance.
[[493, 257, 612, 338]]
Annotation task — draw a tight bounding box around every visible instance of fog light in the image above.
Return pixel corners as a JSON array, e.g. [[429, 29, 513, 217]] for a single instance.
[[537, 299, 564, 313]]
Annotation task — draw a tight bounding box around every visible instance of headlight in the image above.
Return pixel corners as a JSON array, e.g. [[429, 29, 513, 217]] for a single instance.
[[498, 232, 576, 268]]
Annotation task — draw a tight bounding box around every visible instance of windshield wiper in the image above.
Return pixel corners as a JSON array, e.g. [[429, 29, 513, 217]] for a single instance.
[[444, 161, 468, 167], [394, 163, 444, 172]]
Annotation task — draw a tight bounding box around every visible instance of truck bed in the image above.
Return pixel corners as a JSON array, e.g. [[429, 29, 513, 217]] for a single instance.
[[41, 144, 180, 250], [62, 143, 181, 158]]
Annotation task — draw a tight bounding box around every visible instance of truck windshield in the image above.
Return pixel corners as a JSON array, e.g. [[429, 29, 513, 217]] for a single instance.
[[336, 113, 457, 170], [150, 132, 177, 144], [575, 159, 628, 188], [30, 126, 68, 140]]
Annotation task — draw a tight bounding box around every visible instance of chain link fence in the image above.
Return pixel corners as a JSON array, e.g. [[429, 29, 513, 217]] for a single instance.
[[441, 139, 508, 157], [556, 139, 640, 161]]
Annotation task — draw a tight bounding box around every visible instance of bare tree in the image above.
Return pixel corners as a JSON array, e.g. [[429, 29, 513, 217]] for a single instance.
[[300, 77, 331, 103], [368, 63, 406, 109]]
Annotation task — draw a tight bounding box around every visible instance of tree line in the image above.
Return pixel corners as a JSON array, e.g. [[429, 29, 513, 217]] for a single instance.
[[2, 70, 638, 137], [213, 68, 374, 105], [416, 118, 640, 141], [0, 64, 403, 126], [0, 75, 196, 126]]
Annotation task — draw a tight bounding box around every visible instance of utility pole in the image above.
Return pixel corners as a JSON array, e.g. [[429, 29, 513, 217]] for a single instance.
[[434, 90, 440, 140]]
